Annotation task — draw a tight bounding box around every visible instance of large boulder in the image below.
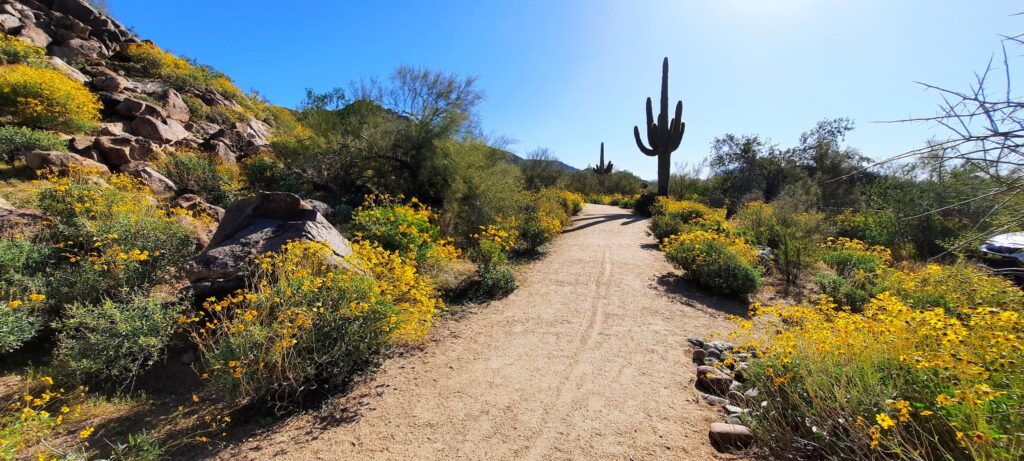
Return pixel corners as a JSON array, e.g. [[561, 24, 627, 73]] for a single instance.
[[185, 192, 353, 298], [25, 150, 109, 176], [161, 89, 190, 122], [173, 194, 225, 222], [131, 116, 191, 143], [94, 136, 159, 166], [116, 97, 167, 119], [120, 162, 176, 198], [44, 56, 89, 84], [52, 0, 102, 23], [49, 37, 109, 61], [0, 198, 50, 238]]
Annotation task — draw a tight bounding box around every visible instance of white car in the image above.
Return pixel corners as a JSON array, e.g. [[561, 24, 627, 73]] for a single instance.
[[979, 232, 1024, 266]]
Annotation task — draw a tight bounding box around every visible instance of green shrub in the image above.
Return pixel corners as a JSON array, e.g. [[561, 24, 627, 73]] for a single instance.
[[439, 140, 528, 241], [0, 126, 66, 163], [0, 240, 52, 353], [476, 263, 516, 299], [241, 154, 307, 195], [37, 173, 198, 307], [648, 197, 729, 241], [775, 236, 817, 288], [813, 272, 871, 310], [56, 296, 184, 384], [186, 240, 433, 405], [633, 192, 657, 217], [662, 231, 761, 297], [350, 195, 459, 268], [156, 152, 241, 206], [0, 64, 101, 133], [821, 249, 883, 278]]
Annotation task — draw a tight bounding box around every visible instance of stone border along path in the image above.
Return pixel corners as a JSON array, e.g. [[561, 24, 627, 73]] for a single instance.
[[218, 204, 745, 460]]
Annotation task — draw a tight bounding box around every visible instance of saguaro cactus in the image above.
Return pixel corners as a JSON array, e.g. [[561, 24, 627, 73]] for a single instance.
[[592, 142, 613, 175], [634, 57, 685, 196]]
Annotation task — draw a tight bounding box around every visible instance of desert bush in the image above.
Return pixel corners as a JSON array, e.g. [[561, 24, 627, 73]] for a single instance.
[[0, 33, 45, 66], [585, 193, 639, 208], [819, 237, 892, 278], [157, 151, 242, 206], [0, 64, 101, 133], [440, 140, 529, 241], [649, 197, 729, 241], [518, 189, 576, 251], [188, 239, 441, 405], [632, 192, 658, 217], [124, 42, 214, 91], [351, 195, 459, 269], [241, 154, 307, 195], [37, 171, 197, 306], [661, 231, 761, 296], [476, 263, 516, 299], [0, 126, 66, 163], [813, 272, 872, 310], [734, 293, 1023, 460], [876, 263, 1024, 318], [56, 296, 184, 385], [0, 240, 51, 353]]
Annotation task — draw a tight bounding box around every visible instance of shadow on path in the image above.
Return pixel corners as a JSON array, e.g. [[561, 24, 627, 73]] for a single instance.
[[654, 274, 750, 318], [565, 213, 645, 234]]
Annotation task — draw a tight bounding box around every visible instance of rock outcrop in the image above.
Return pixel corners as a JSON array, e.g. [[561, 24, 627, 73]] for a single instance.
[[185, 192, 353, 299]]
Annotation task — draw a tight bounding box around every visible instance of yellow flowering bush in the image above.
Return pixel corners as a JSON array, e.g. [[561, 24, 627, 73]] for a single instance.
[[37, 171, 197, 305], [124, 42, 267, 118], [187, 239, 442, 406], [649, 197, 730, 241], [733, 291, 1023, 459], [0, 64, 100, 133], [661, 230, 761, 296], [876, 263, 1024, 318], [0, 239, 50, 353], [351, 194, 459, 268], [471, 217, 520, 298], [584, 193, 639, 208], [519, 189, 579, 250], [0, 377, 90, 460], [0, 33, 45, 66]]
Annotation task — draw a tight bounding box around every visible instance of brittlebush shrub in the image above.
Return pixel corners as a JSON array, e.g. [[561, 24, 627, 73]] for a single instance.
[[37, 171, 198, 306], [472, 219, 518, 299], [350, 195, 459, 269], [585, 193, 639, 208], [877, 263, 1024, 319], [819, 237, 892, 278], [187, 240, 442, 406], [0, 240, 51, 353], [0, 126, 66, 163], [519, 189, 577, 250], [56, 296, 185, 385], [0, 64, 100, 133], [649, 197, 729, 242], [733, 292, 1023, 460], [0, 33, 45, 65], [157, 151, 243, 206], [661, 231, 761, 297]]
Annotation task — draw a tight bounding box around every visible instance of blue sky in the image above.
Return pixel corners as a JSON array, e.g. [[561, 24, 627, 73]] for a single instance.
[[106, 1, 1021, 179]]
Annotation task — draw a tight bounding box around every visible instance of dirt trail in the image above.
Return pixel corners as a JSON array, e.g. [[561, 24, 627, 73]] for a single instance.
[[223, 204, 741, 460]]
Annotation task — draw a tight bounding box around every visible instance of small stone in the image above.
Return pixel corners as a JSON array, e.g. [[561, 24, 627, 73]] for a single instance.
[[709, 423, 754, 452], [699, 393, 728, 406], [725, 415, 743, 425], [729, 381, 744, 392], [705, 348, 722, 360], [686, 336, 704, 348], [692, 349, 706, 362], [743, 387, 760, 401], [708, 341, 735, 352], [724, 404, 746, 416]]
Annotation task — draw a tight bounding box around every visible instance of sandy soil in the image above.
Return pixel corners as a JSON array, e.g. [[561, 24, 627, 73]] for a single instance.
[[219, 204, 743, 460]]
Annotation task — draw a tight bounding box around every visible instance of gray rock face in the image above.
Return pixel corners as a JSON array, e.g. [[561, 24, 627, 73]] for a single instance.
[[120, 162, 176, 198], [185, 192, 353, 298], [52, 0, 101, 23], [173, 194, 225, 222], [161, 89, 190, 122], [116, 98, 167, 119], [131, 116, 190, 143], [25, 150, 109, 176], [44, 56, 88, 84], [50, 36, 108, 61], [0, 200, 50, 238], [94, 136, 159, 166]]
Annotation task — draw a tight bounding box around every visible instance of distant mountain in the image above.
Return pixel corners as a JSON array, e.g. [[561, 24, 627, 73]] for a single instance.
[[495, 148, 579, 172]]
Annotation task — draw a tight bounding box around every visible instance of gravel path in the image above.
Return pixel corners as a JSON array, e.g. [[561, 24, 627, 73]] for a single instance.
[[222, 204, 740, 460]]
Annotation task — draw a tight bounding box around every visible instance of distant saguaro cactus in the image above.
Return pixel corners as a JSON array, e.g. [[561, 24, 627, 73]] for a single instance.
[[634, 57, 685, 196], [592, 142, 613, 175]]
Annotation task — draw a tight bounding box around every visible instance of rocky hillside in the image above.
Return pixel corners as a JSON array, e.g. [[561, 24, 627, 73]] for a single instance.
[[1, 0, 276, 194]]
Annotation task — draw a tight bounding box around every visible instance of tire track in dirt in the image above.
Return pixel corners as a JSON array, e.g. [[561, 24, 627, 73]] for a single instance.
[[217, 205, 741, 461]]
